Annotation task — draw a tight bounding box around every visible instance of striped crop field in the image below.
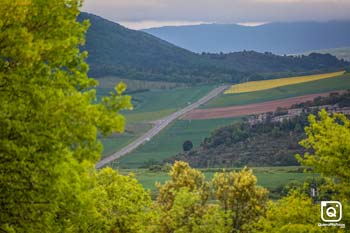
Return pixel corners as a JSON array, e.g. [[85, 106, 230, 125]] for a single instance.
[[224, 70, 345, 94]]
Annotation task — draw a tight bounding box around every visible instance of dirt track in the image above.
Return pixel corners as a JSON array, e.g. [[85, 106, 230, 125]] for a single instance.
[[181, 91, 343, 120]]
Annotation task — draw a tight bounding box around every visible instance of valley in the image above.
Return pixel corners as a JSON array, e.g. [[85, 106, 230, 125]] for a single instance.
[[4, 1, 350, 232], [102, 72, 350, 166]]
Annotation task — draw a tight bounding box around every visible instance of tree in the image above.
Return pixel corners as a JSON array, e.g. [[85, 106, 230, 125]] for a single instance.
[[254, 192, 325, 233], [183, 140, 193, 152], [296, 109, 350, 201], [0, 1, 131, 231], [90, 167, 152, 232], [157, 188, 227, 233], [156, 161, 209, 210], [212, 168, 269, 233], [295, 110, 350, 231], [152, 161, 227, 232]]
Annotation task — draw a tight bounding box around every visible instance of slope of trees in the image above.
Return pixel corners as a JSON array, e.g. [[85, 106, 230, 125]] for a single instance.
[[170, 116, 308, 167], [171, 92, 350, 168]]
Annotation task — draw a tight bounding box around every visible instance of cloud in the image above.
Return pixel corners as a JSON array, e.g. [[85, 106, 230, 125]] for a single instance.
[[82, 0, 350, 29], [119, 20, 207, 30]]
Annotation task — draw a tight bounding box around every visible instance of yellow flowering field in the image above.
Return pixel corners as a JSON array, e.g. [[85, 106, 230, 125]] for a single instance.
[[224, 71, 345, 94]]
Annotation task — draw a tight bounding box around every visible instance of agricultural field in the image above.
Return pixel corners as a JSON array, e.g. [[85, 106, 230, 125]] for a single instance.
[[97, 84, 216, 157], [97, 76, 187, 90], [112, 72, 350, 166], [205, 72, 350, 108], [224, 70, 344, 94], [125, 85, 214, 121], [118, 118, 241, 168], [183, 91, 340, 120], [118, 167, 314, 199]]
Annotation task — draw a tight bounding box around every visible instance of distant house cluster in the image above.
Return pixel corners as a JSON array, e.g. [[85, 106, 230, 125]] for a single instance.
[[247, 104, 350, 125]]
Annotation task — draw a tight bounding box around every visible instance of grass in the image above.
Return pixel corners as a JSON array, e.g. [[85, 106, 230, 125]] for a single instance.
[[97, 76, 187, 90], [205, 72, 350, 108], [128, 85, 215, 114], [118, 118, 241, 168], [97, 85, 217, 157], [124, 109, 176, 123], [100, 135, 136, 157], [119, 166, 313, 198], [100, 123, 152, 158], [224, 71, 345, 94]]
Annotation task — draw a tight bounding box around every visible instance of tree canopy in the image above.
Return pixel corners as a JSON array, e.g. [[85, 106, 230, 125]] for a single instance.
[[0, 0, 131, 231]]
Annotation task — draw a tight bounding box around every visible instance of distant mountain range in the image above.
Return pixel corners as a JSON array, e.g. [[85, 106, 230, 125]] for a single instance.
[[79, 13, 349, 84], [143, 21, 350, 54]]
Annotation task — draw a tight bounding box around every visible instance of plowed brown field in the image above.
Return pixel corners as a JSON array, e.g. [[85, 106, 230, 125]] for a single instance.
[[181, 91, 343, 120]]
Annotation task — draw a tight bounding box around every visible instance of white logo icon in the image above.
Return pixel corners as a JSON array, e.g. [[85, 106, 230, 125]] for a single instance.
[[321, 201, 342, 223]]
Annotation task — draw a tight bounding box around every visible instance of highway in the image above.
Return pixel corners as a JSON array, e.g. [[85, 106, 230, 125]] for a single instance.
[[96, 85, 228, 168]]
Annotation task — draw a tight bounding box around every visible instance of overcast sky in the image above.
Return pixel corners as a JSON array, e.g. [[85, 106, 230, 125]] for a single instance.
[[82, 0, 350, 29]]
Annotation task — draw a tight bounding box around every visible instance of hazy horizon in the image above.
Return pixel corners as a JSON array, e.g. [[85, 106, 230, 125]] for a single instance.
[[82, 0, 350, 30]]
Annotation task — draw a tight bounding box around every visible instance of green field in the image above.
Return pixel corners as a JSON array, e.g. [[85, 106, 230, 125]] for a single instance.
[[118, 167, 314, 199], [97, 84, 215, 122], [98, 85, 216, 157], [204, 73, 350, 108], [126, 85, 214, 113], [97, 76, 187, 90], [119, 118, 241, 168], [100, 123, 152, 158]]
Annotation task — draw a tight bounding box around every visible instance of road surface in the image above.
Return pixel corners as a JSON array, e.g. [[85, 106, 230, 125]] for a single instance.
[[96, 85, 228, 168]]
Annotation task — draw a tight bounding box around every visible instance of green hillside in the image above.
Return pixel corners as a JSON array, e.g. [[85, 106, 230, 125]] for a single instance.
[[79, 12, 349, 84]]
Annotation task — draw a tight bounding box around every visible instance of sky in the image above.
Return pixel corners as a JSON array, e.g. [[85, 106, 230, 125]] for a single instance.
[[82, 0, 350, 29]]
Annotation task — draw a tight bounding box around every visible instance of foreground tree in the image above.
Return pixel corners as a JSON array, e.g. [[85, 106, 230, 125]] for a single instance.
[[0, 1, 131, 231], [297, 109, 350, 201], [90, 168, 152, 232], [254, 192, 325, 233], [152, 161, 227, 232], [296, 110, 350, 230], [212, 168, 269, 233]]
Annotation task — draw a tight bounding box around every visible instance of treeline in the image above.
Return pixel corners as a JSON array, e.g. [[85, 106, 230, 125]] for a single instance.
[[172, 91, 350, 168], [291, 90, 350, 108], [79, 12, 349, 84]]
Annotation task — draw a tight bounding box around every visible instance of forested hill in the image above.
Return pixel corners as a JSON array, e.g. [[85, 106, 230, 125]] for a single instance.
[[143, 21, 350, 54], [79, 12, 349, 84], [78, 12, 233, 83], [170, 92, 350, 168]]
